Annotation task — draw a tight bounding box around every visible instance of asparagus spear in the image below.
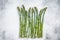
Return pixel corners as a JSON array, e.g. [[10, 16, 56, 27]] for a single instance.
[[34, 7, 39, 37], [17, 7, 23, 37], [30, 8, 34, 38], [27, 8, 31, 38], [38, 7, 47, 37], [21, 5, 27, 37]]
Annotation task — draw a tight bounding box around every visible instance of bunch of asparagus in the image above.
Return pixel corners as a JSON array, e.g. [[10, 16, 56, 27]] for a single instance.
[[17, 5, 47, 38]]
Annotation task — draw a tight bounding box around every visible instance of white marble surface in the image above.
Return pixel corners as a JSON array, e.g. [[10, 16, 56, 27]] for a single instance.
[[0, 0, 60, 40]]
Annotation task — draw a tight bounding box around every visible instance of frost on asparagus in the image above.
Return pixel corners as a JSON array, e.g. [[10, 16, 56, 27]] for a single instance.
[[17, 5, 47, 38]]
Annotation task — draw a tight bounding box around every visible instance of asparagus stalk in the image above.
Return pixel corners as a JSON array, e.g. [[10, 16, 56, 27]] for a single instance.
[[30, 8, 34, 38], [21, 5, 27, 37], [27, 8, 31, 38], [34, 7, 39, 37], [38, 7, 47, 37], [17, 7, 23, 37], [32, 8, 37, 38]]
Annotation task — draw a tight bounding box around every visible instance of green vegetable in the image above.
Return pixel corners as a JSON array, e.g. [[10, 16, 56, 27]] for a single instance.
[[17, 5, 47, 38]]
